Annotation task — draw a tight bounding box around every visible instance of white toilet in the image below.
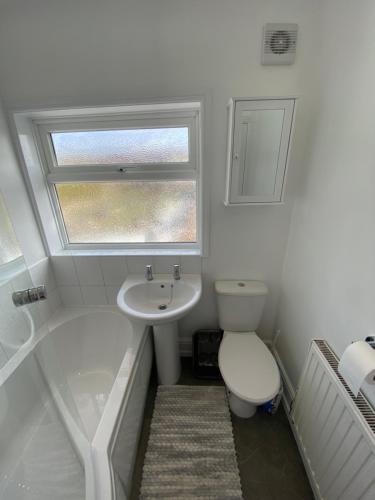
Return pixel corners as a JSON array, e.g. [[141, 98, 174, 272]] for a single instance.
[[215, 280, 280, 418]]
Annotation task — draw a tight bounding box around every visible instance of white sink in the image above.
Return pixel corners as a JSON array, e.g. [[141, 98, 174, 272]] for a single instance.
[[117, 274, 202, 384], [117, 274, 201, 325]]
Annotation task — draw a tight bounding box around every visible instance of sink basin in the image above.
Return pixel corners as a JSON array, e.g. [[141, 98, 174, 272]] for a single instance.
[[117, 274, 202, 385], [117, 274, 201, 325]]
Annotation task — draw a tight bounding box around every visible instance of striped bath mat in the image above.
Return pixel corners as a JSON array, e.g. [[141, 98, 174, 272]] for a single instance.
[[140, 385, 243, 499]]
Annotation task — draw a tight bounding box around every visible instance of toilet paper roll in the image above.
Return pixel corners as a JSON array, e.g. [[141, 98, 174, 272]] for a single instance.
[[338, 341, 375, 396]]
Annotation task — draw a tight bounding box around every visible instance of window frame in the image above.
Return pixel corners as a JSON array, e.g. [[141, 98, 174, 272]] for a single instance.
[[15, 102, 203, 253]]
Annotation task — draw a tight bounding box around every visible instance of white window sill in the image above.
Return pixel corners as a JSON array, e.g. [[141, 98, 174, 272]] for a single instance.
[[52, 248, 202, 257]]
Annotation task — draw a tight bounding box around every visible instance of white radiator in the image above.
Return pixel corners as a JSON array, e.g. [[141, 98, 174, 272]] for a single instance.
[[291, 340, 375, 500]]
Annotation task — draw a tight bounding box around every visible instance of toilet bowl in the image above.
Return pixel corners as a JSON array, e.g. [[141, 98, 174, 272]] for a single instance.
[[219, 331, 280, 417], [215, 280, 280, 418]]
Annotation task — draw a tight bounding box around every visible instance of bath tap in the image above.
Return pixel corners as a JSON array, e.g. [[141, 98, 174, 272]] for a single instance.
[[12, 285, 47, 307], [145, 265, 153, 281], [173, 264, 181, 280]]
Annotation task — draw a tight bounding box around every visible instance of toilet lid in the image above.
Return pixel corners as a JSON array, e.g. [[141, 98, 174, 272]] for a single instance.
[[219, 332, 280, 405]]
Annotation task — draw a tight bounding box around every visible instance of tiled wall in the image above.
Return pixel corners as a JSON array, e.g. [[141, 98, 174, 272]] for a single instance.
[[1, 253, 275, 358], [51, 254, 205, 354], [0, 254, 205, 367], [51, 255, 202, 307], [0, 257, 61, 369], [28, 257, 62, 323]]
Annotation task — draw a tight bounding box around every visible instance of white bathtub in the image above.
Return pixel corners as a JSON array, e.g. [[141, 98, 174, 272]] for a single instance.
[[0, 306, 152, 500]]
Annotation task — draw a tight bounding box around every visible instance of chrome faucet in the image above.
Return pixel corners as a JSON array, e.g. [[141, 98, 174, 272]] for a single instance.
[[173, 264, 181, 280], [145, 265, 153, 281], [12, 285, 47, 307]]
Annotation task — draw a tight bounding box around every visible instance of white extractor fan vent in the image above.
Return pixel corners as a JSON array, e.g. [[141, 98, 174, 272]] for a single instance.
[[262, 23, 298, 65]]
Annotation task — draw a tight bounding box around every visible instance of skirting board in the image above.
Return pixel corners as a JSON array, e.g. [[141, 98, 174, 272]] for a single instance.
[[282, 394, 320, 500], [272, 348, 319, 499], [272, 346, 296, 411]]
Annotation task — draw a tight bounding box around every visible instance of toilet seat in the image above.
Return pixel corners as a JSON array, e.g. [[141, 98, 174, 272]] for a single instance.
[[218, 331, 280, 405]]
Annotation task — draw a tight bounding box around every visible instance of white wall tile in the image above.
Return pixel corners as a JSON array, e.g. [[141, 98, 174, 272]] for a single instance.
[[105, 286, 121, 305], [178, 274, 219, 340], [180, 256, 202, 274], [73, 256, 104, 286], [153, 256, 180, 274], [37, 296, 52, 325], [36, 287, 62, 323], [99, 256, 127, 285], [10, 269, 34, 291], [0, 343, 8, 370], [25, 302, 44, 331], [201, 257, 210, 275], [0, 280, 31, 357], [51, 256, 79, 286], [59, 286, 83, 307], [126, 256, 154, 274], [10, 271, 44, 330], [81, 286, 108, 306], [48, 288, 62, 314], [29, 257, 57, 292]]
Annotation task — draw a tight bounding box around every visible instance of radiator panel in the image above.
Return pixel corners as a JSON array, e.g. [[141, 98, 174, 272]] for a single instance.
[[291, 340, 375, 500]]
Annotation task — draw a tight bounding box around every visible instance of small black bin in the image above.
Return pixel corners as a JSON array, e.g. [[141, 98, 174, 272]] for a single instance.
[[193, 329, 223, 379]]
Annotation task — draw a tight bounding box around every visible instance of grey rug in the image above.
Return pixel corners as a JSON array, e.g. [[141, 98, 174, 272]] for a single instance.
[[140, 385, 243, 499]]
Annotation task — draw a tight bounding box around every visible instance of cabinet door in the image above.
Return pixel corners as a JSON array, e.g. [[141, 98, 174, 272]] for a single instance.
[[226, 98, 295, 204]]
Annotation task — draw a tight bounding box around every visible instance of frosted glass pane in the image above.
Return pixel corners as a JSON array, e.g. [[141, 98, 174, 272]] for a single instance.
[[0, 192, 23, 266], [56, 182, 196, 243], [51, 128, 189, 166]]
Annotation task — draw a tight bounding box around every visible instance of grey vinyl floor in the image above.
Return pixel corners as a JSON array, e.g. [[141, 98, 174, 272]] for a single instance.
[[130, 358, 314, 500]]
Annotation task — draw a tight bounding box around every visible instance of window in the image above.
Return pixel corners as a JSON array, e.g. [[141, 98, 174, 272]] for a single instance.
[[26, 102, 202, 251]]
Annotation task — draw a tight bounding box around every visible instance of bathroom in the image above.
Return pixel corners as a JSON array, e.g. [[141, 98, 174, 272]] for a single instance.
[[1, 0, 375, 499]]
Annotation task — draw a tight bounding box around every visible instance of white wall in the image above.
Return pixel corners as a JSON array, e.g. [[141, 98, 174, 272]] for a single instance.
[[0, 100, 45, 267], [276, 0, 375, 404], [0, 0, 316, 344]]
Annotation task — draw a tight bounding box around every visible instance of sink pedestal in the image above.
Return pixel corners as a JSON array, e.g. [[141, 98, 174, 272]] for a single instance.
[[153, 321, 181, 384], [117, 274, 201, 384]]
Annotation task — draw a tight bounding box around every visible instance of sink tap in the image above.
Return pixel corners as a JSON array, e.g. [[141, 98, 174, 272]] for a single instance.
[[145, 265, 153, 281], [173, 264, 181, 280]]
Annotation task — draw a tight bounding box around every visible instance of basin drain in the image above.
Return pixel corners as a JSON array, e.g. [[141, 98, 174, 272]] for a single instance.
[[158, 304, 167, 310]]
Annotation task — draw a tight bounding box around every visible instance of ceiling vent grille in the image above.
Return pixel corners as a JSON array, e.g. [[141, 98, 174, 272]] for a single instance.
[[262, 23, 298, 65]]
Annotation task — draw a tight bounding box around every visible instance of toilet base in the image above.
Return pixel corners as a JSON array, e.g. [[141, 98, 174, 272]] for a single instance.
[[227, 390, 257, 418]]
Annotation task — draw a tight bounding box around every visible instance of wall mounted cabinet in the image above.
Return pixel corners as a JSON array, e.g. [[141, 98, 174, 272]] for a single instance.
[[224, 98, 296, 205]]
